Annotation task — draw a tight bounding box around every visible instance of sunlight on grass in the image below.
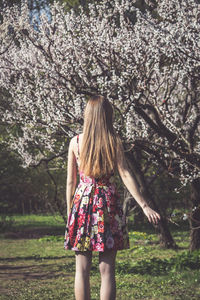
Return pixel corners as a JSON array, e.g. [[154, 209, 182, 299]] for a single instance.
[[10, 214, 65, 227], [0, 214, 199, 300]]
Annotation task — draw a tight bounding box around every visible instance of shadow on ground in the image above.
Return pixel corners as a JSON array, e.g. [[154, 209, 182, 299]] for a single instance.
[[1, 226, 64, 239]]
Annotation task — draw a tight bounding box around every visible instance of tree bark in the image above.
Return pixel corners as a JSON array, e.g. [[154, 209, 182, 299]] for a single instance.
[[123, 190, 144, 225], [45, 162, 67, 224], [125, 151, 177, 249], [21, 200, 25, 215], [189, 178, 200, 251]]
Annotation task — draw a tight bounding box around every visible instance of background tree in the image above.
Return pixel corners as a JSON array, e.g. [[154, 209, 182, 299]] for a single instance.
[[0, 112, 67, 217], [0, 0, 199, 248]]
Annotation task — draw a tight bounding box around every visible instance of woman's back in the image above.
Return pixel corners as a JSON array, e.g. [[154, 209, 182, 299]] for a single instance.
[[79, 96, 118, 178], [64, 132, 130, 252], [76, 133, 115, 186]]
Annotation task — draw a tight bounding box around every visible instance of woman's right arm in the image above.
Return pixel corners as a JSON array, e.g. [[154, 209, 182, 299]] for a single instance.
[[117, 144, 160, 225]]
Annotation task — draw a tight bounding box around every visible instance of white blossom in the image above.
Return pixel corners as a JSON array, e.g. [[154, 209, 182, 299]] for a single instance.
[[0, 0, 199, 187]]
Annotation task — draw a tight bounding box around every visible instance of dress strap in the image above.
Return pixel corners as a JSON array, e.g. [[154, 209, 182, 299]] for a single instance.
[[77, 134, 80, 156]]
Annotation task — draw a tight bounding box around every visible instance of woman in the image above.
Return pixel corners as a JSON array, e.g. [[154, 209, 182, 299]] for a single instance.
[[64, 95, 160, 300]]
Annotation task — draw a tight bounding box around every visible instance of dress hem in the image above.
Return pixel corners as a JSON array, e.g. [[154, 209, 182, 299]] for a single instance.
[[64, 246, 130, 252]]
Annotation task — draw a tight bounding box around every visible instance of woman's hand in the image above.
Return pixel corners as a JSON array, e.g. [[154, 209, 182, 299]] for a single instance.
[[142, 206, 161, 225]]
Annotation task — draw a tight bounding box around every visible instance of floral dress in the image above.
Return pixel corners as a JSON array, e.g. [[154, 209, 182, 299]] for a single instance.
[[64, 135, 129, 252]]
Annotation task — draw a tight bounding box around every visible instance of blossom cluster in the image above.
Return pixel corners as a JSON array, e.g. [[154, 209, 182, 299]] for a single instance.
[[0, 0, 199, 185]]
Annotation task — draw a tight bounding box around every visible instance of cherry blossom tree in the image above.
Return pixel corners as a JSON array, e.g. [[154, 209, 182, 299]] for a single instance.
[[0, 0, 200, 248]]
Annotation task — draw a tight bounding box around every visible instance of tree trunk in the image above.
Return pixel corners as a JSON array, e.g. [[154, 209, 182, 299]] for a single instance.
[[189, 178, 200, 251], [157, 217, 177, 248], [123, 190, 144, 225], [125, 151, 177, 249], [21, 200, 25, 215], [45, 162, 67, 224], [134, 209, 145, 225], [29, 198, 32, 214]]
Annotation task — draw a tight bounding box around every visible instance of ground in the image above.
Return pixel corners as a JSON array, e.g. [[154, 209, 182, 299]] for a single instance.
[[0, 215, 200, 300]]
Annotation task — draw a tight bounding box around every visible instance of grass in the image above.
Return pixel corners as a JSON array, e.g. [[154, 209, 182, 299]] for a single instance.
[[0, 214, 200, 300]]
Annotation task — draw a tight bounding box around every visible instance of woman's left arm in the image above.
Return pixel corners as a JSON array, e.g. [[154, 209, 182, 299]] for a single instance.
[[66, 138, 77, 216]]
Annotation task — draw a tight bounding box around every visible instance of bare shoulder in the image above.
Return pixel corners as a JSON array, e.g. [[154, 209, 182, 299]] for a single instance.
[[70, 135, 77, 143], [71, 133, 83, 141], [69, 135, 77, 151], [69, 133, 83, 152]]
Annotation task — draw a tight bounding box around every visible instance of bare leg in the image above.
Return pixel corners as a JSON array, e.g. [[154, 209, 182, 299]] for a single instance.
[[99, 250, 117, 300], [75, 251, 92, 300]]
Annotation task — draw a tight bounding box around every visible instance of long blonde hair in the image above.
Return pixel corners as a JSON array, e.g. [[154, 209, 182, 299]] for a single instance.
[[80, 95, 122, 178]]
